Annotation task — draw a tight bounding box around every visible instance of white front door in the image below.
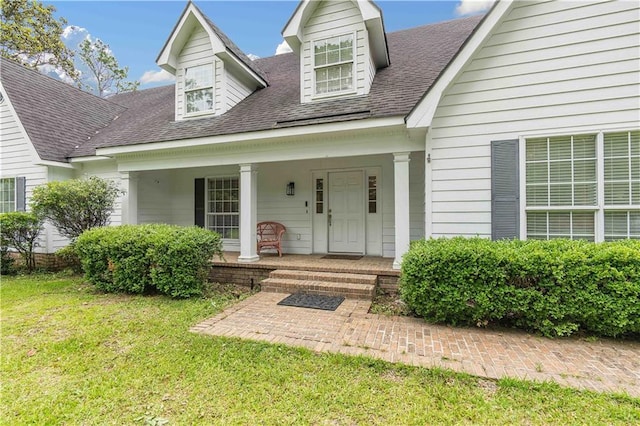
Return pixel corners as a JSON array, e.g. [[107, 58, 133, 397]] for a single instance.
[[328, 171, 365, 253]]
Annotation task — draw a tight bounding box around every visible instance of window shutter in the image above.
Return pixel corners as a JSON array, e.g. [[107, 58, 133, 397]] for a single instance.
[[194, 178, 205, 228], [491, 140, 519, 240], [15, 176, 26, 212]]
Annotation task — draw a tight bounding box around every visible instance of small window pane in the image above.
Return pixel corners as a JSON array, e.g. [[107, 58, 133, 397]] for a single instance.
[[0, 178, 16, 213], [526, 138, 548, 161], [315, 178, 324, 214], [548, 136, 571, 160]]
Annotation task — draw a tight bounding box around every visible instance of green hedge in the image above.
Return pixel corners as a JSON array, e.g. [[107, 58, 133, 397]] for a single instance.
[[75, 225, 223, 298], [400, 238, 640, 338]]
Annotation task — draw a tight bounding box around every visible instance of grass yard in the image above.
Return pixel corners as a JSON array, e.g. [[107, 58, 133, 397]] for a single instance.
[[2, 275, 639, 425]]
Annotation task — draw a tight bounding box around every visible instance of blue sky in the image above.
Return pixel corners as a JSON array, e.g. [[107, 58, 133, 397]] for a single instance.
[[49, 1, 493, 88]]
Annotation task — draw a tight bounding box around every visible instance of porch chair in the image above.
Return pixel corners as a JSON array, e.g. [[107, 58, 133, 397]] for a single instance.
[[256, 221, 286, 257]]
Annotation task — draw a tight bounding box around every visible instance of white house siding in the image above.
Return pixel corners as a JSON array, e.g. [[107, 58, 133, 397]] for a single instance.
[[137, 170, 174, 224], [225, 71, 253, 112], [138, 153, 425, 257], [300, 0, 370, 102], [0, 91, 53, 252], [428, 0, 640, 238]]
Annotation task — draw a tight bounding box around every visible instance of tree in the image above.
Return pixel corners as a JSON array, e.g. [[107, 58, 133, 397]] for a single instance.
[[0, 0, 77, 80], [0, 212, 43, 272], [77, 38, 139, 97], [31, 176, 124, 241]]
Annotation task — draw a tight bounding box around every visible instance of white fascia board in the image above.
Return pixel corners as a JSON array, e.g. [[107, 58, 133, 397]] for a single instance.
[[218, 50, 268, 88], [69, 156, 113, 163], [96, 116, 406, 157], [281, 0, 313, 51], [34, 160, 76, 169], [406, 0, 513, 129]]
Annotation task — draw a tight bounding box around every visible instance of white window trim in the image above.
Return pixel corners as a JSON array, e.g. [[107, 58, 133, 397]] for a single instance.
[[205, 175, 240, 242], [519, 129, 640, 242], [311, 32, 357, 100], [183, 61, 215, 118], [0, 177, 17, 214]]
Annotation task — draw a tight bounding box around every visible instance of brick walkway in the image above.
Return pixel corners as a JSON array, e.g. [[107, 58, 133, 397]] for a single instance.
[[191, 292, 640, 396]]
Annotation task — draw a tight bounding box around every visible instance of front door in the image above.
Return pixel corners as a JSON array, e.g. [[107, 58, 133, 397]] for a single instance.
[[328, 171, 365, 253]]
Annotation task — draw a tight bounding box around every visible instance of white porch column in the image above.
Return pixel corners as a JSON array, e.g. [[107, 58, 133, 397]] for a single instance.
[[238, 163, 259, 262], [120, 171, 138, 225], [393, 152, 411, 269]]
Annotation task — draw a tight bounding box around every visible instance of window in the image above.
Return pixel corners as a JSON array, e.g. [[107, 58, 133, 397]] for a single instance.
[[524, 130, 639, 241], [604, 131, 640, 240], [184, 64, 213, 115], [315, 178, 324, 214], [206, 177, 239, 239], [313, 34, 353, 96], [368, 175, 377, 214], [0, 178, 16, 213]]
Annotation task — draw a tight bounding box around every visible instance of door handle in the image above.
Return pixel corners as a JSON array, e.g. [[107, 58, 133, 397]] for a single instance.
[[328, 209, 332, 226]]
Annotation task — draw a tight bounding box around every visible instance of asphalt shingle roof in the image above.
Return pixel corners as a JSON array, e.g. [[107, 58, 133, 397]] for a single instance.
[[1, 14, 483, 161], [0, 58, 125, 162]]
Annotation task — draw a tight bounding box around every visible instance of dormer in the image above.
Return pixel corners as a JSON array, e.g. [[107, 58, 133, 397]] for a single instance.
[[157, 2, 268, 121], [282, 0, 389, 104]]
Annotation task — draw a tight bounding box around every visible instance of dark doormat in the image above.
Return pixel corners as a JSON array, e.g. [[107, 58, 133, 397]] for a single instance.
[[277, 293, 345, 311], [321, 254, 363, 260]]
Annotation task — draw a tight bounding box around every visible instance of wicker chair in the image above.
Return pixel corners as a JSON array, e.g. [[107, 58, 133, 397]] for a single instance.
[[256, 221, 286, 257]]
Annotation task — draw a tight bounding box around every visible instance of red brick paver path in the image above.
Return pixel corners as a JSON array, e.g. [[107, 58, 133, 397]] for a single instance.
[[191, 292, 640, 396]]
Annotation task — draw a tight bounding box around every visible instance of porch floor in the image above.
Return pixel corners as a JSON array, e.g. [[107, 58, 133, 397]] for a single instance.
[[212, 252, 399, 276]]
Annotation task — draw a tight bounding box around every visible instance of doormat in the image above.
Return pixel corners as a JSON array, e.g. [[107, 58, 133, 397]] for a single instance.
[[321, 254, 363, 260], [277, 293, 345, 311]]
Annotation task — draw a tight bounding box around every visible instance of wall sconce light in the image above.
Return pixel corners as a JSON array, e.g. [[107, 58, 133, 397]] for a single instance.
[[286, 182, 295, 196]]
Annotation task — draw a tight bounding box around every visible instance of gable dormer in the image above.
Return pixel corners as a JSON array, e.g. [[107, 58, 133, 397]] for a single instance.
[[157, 2, 267, 121], [283, 0, 389, 103]]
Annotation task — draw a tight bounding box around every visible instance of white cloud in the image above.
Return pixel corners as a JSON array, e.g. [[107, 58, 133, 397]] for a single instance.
[[275, 40, 293, 55], [62, 25, 88, 41], [455, 0, 495, 16], [139, 69, 175, 85], [247, 53, 260, 61]]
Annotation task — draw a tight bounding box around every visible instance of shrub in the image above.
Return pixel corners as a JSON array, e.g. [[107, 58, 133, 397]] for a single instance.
[[55, 244, 82, 273], [1, 246, 16, 275], [31, 176, 123, 241], [75, 224, 223, 298], [400, 237, 640, 338], [0, 212, 44, 272]]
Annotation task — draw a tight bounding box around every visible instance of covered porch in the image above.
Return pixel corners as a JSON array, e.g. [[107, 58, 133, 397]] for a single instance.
[[92, 119, 427, 270]]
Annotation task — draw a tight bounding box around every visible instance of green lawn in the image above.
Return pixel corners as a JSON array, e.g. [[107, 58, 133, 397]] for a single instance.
[[2, 274, 639, 425]]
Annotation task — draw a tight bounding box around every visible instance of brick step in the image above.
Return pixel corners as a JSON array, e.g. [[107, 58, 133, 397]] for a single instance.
[[261, 278, 375, 300], [268, 269, 377, 285]]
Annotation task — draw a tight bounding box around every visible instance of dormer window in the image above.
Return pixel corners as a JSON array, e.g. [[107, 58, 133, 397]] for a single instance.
[[314, 34, 354, 96], [185, 63, 214, 115]]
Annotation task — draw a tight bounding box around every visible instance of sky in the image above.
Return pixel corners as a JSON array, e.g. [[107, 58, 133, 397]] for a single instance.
[[48, 1, 494, 89]]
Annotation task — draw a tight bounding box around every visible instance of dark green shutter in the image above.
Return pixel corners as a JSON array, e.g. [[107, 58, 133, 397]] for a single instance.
[[194, 178, 205, 227], [491, 140, 519, 240], [15, 176, 26, 211]]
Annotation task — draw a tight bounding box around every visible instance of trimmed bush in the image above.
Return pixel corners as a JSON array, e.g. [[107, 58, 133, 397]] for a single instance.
[[31, 176, 123, 241], [0, 211, 44, 272], [75, 225, 223, 298], [400, 238, 640, 338]]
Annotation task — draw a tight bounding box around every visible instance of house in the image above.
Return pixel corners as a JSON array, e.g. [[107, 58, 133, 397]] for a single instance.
[[1, 0, 638, 271]]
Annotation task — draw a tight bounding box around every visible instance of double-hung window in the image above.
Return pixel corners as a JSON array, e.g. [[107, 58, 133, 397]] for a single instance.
[[0, 178, 16, 213], [603, 131, 640, 240], [313, 34, 354, 96], [184, 63, 213, 115], [206, 177, 239, 240], [524, 130, 639, 241]]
